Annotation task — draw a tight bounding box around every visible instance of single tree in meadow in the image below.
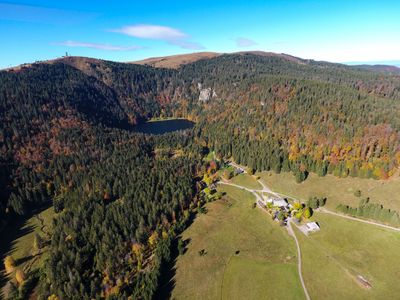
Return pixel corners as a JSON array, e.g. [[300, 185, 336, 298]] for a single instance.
[[307, 197, 319, 209], [247, 167, 255, 175]]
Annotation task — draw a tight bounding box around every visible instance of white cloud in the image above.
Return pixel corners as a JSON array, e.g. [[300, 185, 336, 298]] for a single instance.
[[54, 40, 143, 51], [112, 24, 187, 40], [111, 24, 204, 50], [236, 37, 257, 47]]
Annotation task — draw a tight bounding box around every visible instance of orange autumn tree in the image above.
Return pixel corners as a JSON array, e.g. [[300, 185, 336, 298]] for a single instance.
[[15, 269, 26, 285], [4, 255, 15, 274]]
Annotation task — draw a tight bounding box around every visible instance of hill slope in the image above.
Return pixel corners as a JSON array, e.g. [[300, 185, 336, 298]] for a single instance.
[[132, 52, 220, 68], [2, 52, 400, 220], [1, 50, 400, 298]]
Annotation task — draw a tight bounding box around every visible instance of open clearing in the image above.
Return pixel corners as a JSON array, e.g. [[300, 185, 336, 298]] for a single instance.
[[8, 207, 53, 263], [295, 212, 400, 299], [1, 207, 54, 295], [171, 185, 305, 300], [230, 173, 262, 190], [173, 172, 400, 300], [259, 171, 400, 212]]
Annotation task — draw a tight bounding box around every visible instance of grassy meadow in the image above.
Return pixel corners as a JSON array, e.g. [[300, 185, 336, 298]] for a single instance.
[[1, 207, 54, 296], [258, 171, 400, 212], [172, 170, 400, 299], [230, 173, 262, 190], [295, 212, 400, 299], [171, 185, 305, 300], [8, 207, 53, 263]]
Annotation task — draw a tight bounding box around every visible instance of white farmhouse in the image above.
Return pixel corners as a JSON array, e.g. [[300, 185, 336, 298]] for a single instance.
[[305, 222, 320, 232], [273, 198, 288, 207], [265, 196, 288, 208]]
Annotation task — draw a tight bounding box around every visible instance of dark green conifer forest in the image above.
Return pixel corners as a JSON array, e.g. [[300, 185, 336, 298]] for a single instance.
[[1, 53, 400, 298]]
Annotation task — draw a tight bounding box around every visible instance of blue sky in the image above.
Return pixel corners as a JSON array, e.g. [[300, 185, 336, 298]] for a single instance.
[[1, 0, 400, 68]]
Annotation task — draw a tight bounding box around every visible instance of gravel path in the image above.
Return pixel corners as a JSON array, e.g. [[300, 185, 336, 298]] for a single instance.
[[217, 179, 311, 300], [287, 220, 311, 300], [319, 208, 400, 232]]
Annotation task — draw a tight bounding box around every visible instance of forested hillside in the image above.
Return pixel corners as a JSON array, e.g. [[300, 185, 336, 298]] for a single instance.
[[1, 52, 400, 298], [0, 62, 198, 298], [179, 53, 400, 181]]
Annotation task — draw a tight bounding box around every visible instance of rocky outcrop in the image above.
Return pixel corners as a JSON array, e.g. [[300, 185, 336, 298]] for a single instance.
[[198, 83, 217, 101]]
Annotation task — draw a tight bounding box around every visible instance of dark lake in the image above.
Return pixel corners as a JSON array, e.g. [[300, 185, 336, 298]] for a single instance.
[[133, 119, 195, 135]]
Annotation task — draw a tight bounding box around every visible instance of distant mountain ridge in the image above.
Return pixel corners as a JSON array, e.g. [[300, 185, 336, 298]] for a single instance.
[[347, 60, 400, 67], [352, 64, 400, 74], [132, 51, 400, 73], [5, 51, 400, 75], [131, 51, 308, 68]]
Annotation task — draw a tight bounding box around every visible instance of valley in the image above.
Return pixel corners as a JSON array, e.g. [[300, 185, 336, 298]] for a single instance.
[[1, 51, 400, 299], [171, 184, 303, 300], [170, 169, 400, 299], [2, 0, 400, 298]]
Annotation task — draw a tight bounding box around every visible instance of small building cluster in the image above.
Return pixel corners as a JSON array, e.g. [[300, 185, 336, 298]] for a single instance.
[[258, 195, 321, 234], [258, 196, 291, 225]]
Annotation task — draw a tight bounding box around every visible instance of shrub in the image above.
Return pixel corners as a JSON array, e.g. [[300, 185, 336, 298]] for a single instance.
[[222, 169, 233, 180], [303, 207, 312, 219], [307, 197, 319, 209], [178, 239, 185, 255], [307, 196, 327, 209], [247, 167, 255, 175]]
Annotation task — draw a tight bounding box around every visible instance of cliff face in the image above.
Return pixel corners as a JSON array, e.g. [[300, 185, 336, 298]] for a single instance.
[[197, 83, 218, 101]]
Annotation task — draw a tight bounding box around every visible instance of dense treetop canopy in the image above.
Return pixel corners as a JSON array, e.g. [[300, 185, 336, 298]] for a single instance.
[[1, 52, 400, 298]]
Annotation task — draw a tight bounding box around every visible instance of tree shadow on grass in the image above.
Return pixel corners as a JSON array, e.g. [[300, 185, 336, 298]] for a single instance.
[[154, 213, 196, 299], [154, 239, 179, 300], [0, 204, 51, 298], [15, 254, 35, 266]]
